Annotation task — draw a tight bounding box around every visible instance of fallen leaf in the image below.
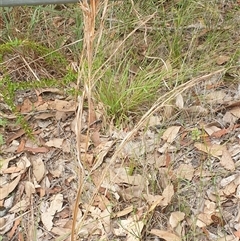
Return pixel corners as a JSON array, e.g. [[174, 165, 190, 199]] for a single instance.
[[6, 217, 21, 239], [0, 175, 21, 200], [91, 131, 101, 147], [185, 106, 208, 116], [121, 185, 144, 200], [41, 194, 63, 231], [34, 112, 55, 120], [203, 124, 221, 136], [216, 55, 230, 65], [220, 174, 238, 187], [222, 182, 236, 196], [24, 181, 35, 198], [6, 129, 25, 145], [147, 195, 164, 212], [234, 230, 240, 238], [218, 235, 239, 241], [114, 205, 133, 218], [23, 146, 49, 153], [205, 90, 227, 104], [162, 126, 181, 143], [147, 115, 162, 127], [92, 141, 114, 170], [161, 183, 174, 206], [45, 138, 64, 148], [2, 166, 22, 174], [169, 211, 185, 229], [0, 156, 18, 172], [150, 229, 181, 241], [53, 99, 76, 112], [175, 164, 194, 180], [196, 213, 213, 227], [194, 142, 225, 157], [229, 106, 240, 118], [176, 94, 184, 109], [220, 148, 235, 171], [17, 139, 25, 153], [211, 128, 229, 138], [223, 111, 238, 125], [20, 98, 33, 113], [110, 167, 145, 186], [32, 158, 45, 182], [0, 213, 15, 235], [158, 143, 177, 153], [9, 199, 29, 213]]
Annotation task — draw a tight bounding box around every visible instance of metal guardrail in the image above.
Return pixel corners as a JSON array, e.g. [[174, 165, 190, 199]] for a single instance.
[[0, 0, 79, 7]]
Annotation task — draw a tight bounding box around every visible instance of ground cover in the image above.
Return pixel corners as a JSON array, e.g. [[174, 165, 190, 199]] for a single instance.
[[0, 0, 240, 240]]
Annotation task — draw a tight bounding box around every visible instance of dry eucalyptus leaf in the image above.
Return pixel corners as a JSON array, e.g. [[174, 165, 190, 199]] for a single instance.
[[223, 182, 236, 196], [223, 111, 238, 125], [169, 211, 185, 229], [53, 99, 76, 112], [194, 142, 225, 157], [218, 235, 238, 241], [9, 199, 29, 213], [110, 167, 145, 186], [205, 90, 227, 104], [25, 181, 36, 198], [0, 175, 21, 200], [41, 194, 63, 231], [45, 138, 64, 148], [196, 213, 213, 227], [216, 55, 230, 65], [161, 183, 174, 206], [162, 126, 181, 143], [175, 164, 194, 181], [204, 125, 221, 136], [91, 141, 114, 171], [229, 106, 240, 118], [114, 217, 144, 241], [175, 94, 184, 109], [148, 195, 164, 212], [150, 229, 181, 241], [185, 106, 208, 116], [221, 148, 235, 171], [34, 113, 55, 120], [0, 213, 15, 235], [121, 185, 144, 200], [220, 174, 238, 187], [114, 205, 133, 218], [32, 158, 45, 182], [147, 115, 162, 127]]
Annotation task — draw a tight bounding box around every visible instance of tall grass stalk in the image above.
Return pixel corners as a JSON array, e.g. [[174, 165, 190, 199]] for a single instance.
[[71, 0, 102, 240]]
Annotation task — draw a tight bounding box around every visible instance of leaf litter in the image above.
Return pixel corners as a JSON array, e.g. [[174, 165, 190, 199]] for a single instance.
[[0, 83, 240, 241], [1, 75, 240, 241]]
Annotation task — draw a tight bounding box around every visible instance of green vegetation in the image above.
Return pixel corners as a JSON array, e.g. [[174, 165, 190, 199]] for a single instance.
[[1, 1, 239, 124]]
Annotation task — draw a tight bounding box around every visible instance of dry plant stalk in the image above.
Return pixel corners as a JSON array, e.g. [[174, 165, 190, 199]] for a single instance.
[[71, 0, 100, 240]]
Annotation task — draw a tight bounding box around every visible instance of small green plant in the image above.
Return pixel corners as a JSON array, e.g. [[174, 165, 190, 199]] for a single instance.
[[191, 128, 202, 141], [0, 118, 7, 146], [0, 135, 4, 146]]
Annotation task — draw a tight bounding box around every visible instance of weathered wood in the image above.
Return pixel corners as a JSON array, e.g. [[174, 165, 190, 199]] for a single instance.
[[0, 0, 79, 7]]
